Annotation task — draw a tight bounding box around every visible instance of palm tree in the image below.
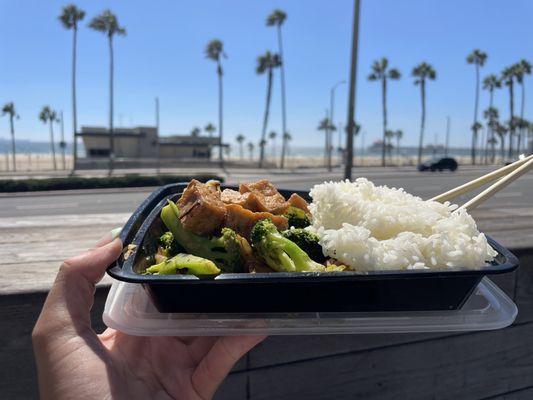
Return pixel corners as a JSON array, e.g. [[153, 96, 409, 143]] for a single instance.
[[466, 50, 488, 165], [384, 129, 395, 162], [2, 102, 18, 171], [266, 9, 289, 169], [236, 134, 245, 159], [268, 131, 277, 158], [89, 10, 126, 173], [494, 121, 508, 162], [501, 65, 519, 159], [283, 132, 292, 159], [528, 122, 533, 153], [205, 39, 226, 167], [395, 129, 403, 162], [484, 107, 499, 162], [514, 59, 532, 153], [190, 127, 201, 137], [412, 62, 437, 164], [59, 4, 85, 172], [483, 74, 501, 162], [471, 121, 483, 159], [204, 123, 216, 138], [247, 142, 255, 161], [318, 117, 334, 168], [368, 58, 401, 166], [39, 106, 59, 170], [256, 51, 281, 167]]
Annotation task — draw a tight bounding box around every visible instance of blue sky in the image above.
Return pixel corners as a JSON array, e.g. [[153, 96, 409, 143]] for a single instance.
[[1, 0, 533, 148]]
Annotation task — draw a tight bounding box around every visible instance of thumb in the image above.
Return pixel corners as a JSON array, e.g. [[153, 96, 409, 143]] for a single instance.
[[33, 238, 123, 342]]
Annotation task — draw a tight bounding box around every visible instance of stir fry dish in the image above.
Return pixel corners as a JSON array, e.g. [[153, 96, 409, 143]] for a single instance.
[[144, 178, 497, 277], [144, 179, 342, 277]]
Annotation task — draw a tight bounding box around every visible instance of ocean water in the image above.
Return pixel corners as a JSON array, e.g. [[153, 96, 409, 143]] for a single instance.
[[0, 137, 475, 159]]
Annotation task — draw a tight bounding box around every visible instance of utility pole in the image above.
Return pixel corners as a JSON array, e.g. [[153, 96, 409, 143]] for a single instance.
[[155, 97, 160, 174], [445, 116, 450, 157], [344, 0, 361, 180]]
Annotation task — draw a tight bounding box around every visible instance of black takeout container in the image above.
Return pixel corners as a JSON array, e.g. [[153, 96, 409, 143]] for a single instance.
[[107, 183, 519, 313]]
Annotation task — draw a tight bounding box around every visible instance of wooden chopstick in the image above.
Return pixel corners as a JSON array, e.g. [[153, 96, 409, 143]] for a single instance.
[[458, 156, 533, 211], [430, 154, 533, 203]]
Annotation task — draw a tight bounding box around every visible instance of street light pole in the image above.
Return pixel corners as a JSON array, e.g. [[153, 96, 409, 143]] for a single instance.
[[330, 80, 346, 170], [344, 0, 361, 180]]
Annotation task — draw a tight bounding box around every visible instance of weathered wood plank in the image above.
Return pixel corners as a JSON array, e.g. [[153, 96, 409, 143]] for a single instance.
[[0, 288, 109, 400], [0, 286, 248, 400], [0, 261, 114, 294], [215, 367, 249, 400], [246, 322, 533, 400], [511, 249, 533, 324], [484, 386, 533, 400]]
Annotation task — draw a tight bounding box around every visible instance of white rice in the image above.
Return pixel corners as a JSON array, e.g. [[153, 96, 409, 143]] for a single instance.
[[308, 178, 497, 271]]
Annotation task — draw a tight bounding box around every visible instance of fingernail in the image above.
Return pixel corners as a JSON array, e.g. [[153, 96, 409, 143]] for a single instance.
[[110, 227, 122, 239]]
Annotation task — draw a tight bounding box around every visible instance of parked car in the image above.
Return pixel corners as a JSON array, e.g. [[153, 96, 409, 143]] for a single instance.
[[418, 157, 458, 172]]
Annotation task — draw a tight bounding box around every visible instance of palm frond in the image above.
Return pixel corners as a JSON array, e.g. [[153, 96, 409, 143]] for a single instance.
[[59, 4, 85, 29], [89, 9, 126, 37], [388, 68, 401, 79], [205, 39, 224, 61], [2, 102, 15, 116], [266, 9, 287, 26]]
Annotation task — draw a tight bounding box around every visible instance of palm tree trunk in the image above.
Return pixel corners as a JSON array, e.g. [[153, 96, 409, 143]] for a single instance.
[[277, 25, 288, 169], [72, 27, 78, 172], [500, 136, 505, 162], [327, 127, 332, 171], [381, 77, 387, 167], [217, 62, 224, 168], [489, 90, 496, 162], [239, 143, 243, 159], [325, 129, 329, 168], [508, 83, 514, 159], [60, 111, 66, 169], [259, 68, 273, 168], [518, 81, 525, 154], [49, 120, 57, 170], [396, 135, 400, 164], [471, 64, 480, 165], [9, 115, 16, 171], [108, 35, 115, 174], [417, 80, 426, 164]]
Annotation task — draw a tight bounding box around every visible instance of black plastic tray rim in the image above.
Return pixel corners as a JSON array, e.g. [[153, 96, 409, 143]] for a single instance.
[[107, 182, 519, 284]]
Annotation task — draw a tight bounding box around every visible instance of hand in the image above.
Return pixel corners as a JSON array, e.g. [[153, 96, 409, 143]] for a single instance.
[[32, 232, 265, 400]]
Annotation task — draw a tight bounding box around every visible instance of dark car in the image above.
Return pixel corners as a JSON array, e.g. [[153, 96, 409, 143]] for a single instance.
[[418, 157, 458, 172]]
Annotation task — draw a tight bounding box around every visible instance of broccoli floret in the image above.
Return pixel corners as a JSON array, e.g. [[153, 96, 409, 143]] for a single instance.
[[146, 253, 221, 277], [158, 231, 181, 257], [284, 206, 311, 228], [160, 200, 243, 273], [281, 229, 326, 263], [250, 219, 325, 272]]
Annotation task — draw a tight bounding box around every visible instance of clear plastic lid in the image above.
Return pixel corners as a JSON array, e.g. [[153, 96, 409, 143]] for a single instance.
[[103, 277, 517, 336]]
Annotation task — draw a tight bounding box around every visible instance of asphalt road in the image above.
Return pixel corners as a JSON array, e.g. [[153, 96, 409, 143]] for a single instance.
[[0, 166, 530, 218]]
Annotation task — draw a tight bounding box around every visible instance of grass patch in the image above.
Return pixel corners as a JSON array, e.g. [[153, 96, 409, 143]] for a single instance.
[[0, 175, 223, 193]]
